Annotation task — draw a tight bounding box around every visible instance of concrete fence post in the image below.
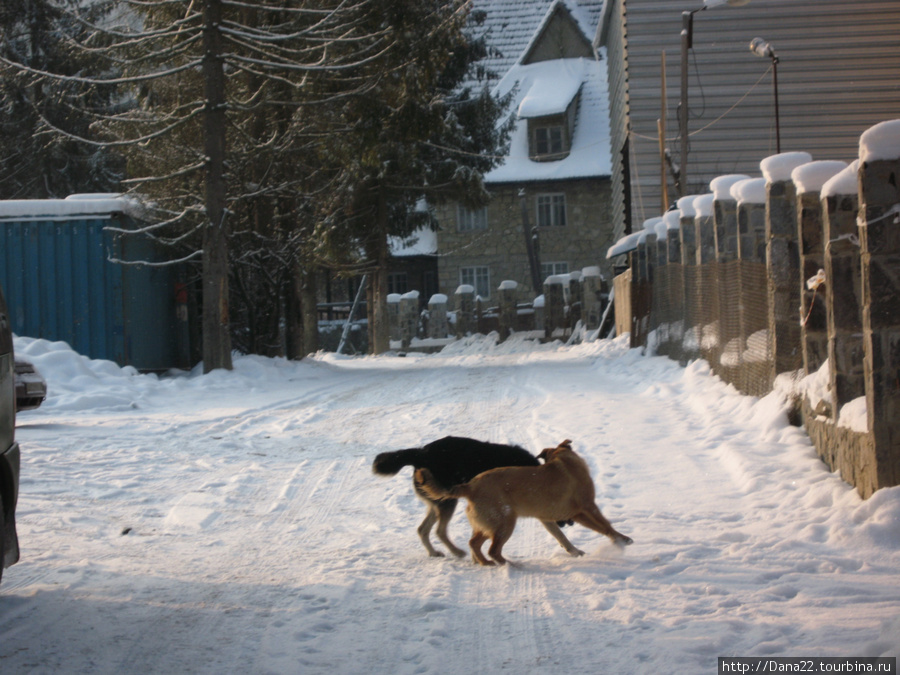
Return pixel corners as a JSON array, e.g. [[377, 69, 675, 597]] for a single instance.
[[455, 285, 475, 338], [543, 276, 566, 340], [762, 153, 810, 386], [387, 293, 402, 343], [581, 267, 605, 331], [733, 177, 770, 395], [711, 175, 748, 382], [791, 161, 849, 379], [498, 281, 518, 341], [752, 158, 799, 387], [694, 194, 718, 365], [399, 291, 420, 349], [857, 120, 900, 494], [427, 293, 449, 339], [568, 271, 583, 327], [678, 200, 699, 363], [822, 161, 865, 414]]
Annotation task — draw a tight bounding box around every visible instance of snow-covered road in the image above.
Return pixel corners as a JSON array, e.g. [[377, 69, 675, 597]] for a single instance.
[[1, 334, 898, 673]]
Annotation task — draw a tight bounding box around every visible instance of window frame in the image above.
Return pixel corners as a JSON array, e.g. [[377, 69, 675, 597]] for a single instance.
[[459, 266, 491, 299], [536, 193, 567, 228], [534, 124, 565, 157], [456, 204, 488, 232], [541, 261, 570, 281]]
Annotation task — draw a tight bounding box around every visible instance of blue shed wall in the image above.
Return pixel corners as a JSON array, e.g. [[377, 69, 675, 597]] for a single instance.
[[0, 215, 191, 370]]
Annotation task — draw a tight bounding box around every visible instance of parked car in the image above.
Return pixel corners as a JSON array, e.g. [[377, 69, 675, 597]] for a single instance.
[[0, 284, 20, 584], [15, 358, 46, 411]]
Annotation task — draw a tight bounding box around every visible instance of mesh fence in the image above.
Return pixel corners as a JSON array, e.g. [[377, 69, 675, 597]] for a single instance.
[[644, 258, 780, 397]]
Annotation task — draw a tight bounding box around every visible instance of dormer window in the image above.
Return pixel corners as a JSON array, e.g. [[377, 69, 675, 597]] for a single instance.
[[534, 124, 565, 157]]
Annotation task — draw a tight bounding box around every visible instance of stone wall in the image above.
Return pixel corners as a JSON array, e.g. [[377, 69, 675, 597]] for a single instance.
[[434, 178, 614, 299]]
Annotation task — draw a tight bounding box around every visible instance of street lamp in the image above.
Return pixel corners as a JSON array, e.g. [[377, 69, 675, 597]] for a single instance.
[[679, 0, 751, 196], [750, 37, 781, 153]]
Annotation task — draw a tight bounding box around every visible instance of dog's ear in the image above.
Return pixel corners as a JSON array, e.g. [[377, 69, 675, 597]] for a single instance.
[[537, 448, 552, 462], [559, 439, 573, 449]]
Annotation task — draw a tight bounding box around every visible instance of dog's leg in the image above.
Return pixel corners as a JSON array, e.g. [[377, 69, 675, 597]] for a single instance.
[[541, 521, 585, 557], [487, 520, 516, 565], [574, 506, 633, 547], [434, 498, 465, 558], [417, 504, 444, 557], [469, 530, 494, 566]]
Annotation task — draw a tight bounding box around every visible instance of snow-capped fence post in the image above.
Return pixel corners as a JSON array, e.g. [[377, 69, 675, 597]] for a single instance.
[[733, 178, 771, 396], [533, 293, 545, 332], [568, 271, 583, 327], [399, 291, 420, 349], [856, 120, 900, 494], [678, 200, 700, 364], [387, 293, 402, 343], [762, 152, 809, 385], [497, 281, 518, 341], [427, 294, 449, 339], [822, 161, 865, 412], [631, 235, 652, 348], [793, 160, 848, 376], [663, 213, 684, 360], [695, 194, 719, 367], [454, 285, 475, 338], [581, 267, 605, 331], [543, 276, 566, 340], [711, 175, 748, 383], [648, 219, 672, 356]]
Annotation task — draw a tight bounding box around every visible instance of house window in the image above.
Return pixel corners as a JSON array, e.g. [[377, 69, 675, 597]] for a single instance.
[[536, 193, 566, 227], [541, 262, 569, 281], [460, 266, 491, 299], [534, 125, 564, 157], [388, 272, 408, 295], [457, 204, 488, 232]]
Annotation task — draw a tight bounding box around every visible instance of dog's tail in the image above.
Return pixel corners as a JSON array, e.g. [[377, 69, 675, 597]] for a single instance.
[[414, 468, 470, 500], [372, 448, 427, 476]]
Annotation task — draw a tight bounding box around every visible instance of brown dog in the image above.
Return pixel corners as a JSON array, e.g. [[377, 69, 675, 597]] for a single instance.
[[416, 439, 632, 565]]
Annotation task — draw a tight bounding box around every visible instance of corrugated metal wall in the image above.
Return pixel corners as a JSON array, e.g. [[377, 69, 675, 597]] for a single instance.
[[599, 0, 632, 242], [0, 216, 191, 370], [606, 0, 900, 232]]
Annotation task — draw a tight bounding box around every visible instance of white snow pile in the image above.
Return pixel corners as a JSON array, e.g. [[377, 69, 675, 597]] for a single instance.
[[760, 152, 813, 183], [822, 160, 861, 199], [791, 161, 849, 196], [859, 119, 900, 163], [709, 174, 751, 202], [731, 177, 768, 205], [3, 333, 899, 673]]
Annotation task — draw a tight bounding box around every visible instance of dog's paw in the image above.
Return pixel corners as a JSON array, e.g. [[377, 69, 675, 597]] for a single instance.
[[569, 547, 586, 557], [614, 534, 633, 547]]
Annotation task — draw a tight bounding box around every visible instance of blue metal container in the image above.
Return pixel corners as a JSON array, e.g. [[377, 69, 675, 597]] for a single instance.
[[0, 197, 193, 371]]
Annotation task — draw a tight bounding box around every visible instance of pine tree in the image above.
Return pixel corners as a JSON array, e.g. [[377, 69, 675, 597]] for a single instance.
[[310, 0, 512, 353], [0, 0, 123, 198]]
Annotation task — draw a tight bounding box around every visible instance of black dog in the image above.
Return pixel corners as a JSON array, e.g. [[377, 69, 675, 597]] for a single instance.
[[372, 436, 582, 558]]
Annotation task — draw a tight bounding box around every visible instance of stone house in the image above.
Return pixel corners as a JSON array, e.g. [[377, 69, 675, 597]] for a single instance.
[[432, 0, 614, 301]]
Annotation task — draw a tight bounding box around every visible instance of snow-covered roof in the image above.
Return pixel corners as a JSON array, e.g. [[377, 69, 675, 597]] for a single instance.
[[606, 230, 642, 258], [389, 228, 438, 257], [486, 56, 611, 183], [467, 0, 610, 184], [515, 59, 585, 118], [470, 0, 603, 86], [0, 194, 142, 222]]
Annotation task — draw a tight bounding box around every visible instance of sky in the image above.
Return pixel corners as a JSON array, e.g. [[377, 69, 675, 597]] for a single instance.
[[1, 332, 898, 674]]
